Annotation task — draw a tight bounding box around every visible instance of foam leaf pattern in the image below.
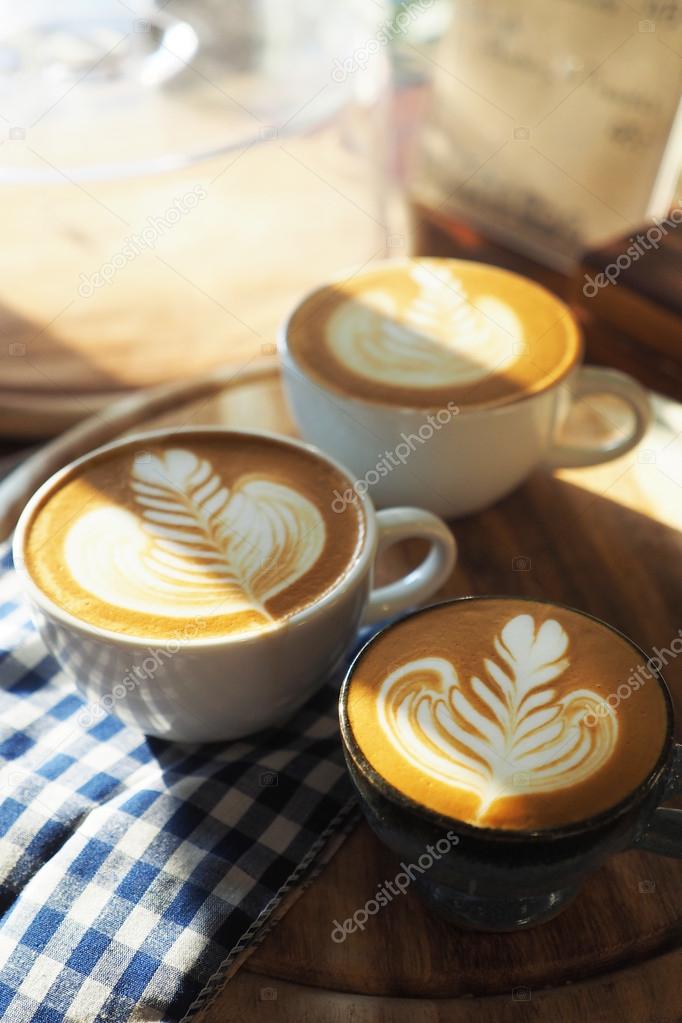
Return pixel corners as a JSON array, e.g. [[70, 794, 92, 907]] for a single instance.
[[327, 262, 523, 389], [64, 448, 325, 627], [377, 614, 618, 822]]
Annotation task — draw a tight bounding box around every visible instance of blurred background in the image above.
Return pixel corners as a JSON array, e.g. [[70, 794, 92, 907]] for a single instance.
[[0, 0, 680, 439]]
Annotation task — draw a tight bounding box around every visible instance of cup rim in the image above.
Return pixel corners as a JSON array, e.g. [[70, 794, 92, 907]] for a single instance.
[[13, 425, 378, 649], [339, 594, 675, 842], [278, 255, 585, 417]]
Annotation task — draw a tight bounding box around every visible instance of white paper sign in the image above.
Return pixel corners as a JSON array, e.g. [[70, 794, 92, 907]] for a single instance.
[[412, 0, 682, 269]]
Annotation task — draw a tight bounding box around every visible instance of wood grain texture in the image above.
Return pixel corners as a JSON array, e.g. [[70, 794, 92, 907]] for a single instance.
[[242, 825, 682, 998], [196, 947, 682, 1023]]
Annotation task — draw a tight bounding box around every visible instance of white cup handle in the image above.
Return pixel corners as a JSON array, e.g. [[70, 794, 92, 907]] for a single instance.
[[545, 366, 651, 469], [362, 507, 456, 627]]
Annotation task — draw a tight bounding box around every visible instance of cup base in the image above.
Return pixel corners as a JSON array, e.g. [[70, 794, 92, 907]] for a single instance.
[[414, 876, 580, 931]]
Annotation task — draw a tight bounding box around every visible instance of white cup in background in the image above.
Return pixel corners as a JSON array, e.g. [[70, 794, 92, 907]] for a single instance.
[[279, 260, 651, 519]]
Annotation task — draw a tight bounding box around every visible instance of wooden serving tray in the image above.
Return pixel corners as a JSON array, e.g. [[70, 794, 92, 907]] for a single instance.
[[6, 363, 682, 1021]]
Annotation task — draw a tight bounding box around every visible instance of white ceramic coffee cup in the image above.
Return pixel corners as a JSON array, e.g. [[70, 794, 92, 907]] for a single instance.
[[12, 427, 456, 742], [279, 274, 651, 520]]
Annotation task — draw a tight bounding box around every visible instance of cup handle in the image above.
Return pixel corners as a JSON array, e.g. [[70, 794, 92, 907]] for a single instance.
[[545, 366, 650, 469], [362, 507, 456, 627], [632, 744, 682, 858]]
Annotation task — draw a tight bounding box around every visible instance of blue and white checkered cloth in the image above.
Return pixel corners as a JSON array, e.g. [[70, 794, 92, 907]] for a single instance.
[[0, 547, 361, 1022]]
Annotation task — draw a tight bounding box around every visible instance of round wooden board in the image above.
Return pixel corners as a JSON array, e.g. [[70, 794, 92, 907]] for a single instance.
[[74, 368, 682, 1019]]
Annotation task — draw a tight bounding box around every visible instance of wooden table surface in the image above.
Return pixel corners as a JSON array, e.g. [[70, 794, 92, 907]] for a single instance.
[[0, 137, 384, 439], [100, 367, 682, 1023]]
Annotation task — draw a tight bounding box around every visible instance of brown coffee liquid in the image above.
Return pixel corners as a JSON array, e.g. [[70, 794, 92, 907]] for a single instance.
[[286, 259, 582, 411], [25, 432, 365, 640], [347, 599, 669, 831]]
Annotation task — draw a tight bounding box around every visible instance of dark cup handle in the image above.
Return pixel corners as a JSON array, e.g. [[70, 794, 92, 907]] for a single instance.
[[633, 744, 682, 858]]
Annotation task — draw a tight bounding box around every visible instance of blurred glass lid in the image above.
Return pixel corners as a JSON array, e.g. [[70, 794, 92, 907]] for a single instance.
[[0, 0, 372, 181]]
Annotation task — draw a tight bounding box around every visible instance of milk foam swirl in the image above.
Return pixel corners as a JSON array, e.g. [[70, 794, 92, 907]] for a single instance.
[[377, 614, 618, 822], [327, 262, 523, 390], [64, 449, 325, 630]]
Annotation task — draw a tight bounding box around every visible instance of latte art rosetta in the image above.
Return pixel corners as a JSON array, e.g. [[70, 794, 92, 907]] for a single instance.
[[327, 262, 523, 390], [64, 449, 325, 628], [377, 614, 618, 822]]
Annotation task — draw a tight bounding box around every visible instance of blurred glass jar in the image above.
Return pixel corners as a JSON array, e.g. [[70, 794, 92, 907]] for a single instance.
[[0, 0, 390, 429]]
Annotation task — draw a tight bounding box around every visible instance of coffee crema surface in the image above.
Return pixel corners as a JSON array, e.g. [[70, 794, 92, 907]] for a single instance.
[[25, 434, 365, 640], [346, 599, 669, 831], [287, 258, 582, 410]]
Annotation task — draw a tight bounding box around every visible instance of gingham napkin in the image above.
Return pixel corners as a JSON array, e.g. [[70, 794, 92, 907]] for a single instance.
[[0, 547, 362, 1022]]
